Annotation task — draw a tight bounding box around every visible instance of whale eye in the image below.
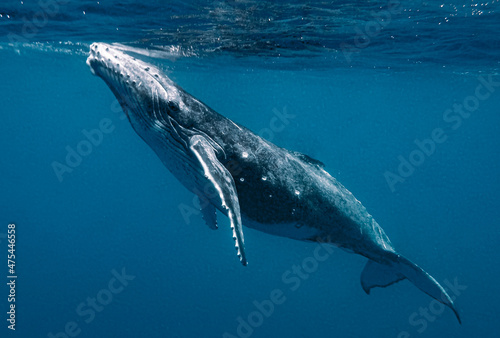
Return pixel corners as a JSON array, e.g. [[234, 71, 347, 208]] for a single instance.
[[167, 102, 180, 113]]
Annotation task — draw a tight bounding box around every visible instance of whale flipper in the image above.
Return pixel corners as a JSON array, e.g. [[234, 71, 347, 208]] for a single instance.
[[197, 195, 218, 230], [361, 254, 461, 323], [189, 135, 247, 266]]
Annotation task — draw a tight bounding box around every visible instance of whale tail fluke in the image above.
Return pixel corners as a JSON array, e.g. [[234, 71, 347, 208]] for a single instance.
[[360, 253, 461, 324]]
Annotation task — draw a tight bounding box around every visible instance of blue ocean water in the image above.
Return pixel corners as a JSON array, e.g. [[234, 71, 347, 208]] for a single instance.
[[1, 0, 499, 337]]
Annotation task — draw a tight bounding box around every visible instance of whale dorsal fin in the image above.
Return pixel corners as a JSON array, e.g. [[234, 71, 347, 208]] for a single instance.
[[189, 134, 247, 266], [291, 151, 325, 168]]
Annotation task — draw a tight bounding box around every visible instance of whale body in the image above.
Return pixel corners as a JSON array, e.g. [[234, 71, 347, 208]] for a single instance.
[[86, 42, 460, 323]]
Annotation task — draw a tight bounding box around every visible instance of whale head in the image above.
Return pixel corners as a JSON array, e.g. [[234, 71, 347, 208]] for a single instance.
[[86, 42, 188, 130]]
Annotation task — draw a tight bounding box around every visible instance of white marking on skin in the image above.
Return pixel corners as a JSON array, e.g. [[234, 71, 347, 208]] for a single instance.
[[240, 178, 245, 182], [230, 120, 242, 131], [261, 176, 267, 181], [377, 226, 388, 250], [295, 190, 300, 195], [242, 152, 248, 158]]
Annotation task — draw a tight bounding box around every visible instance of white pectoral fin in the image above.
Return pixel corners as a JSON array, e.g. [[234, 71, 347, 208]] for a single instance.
[[197, 195, 218, 230], [189, 135, 247, 266]]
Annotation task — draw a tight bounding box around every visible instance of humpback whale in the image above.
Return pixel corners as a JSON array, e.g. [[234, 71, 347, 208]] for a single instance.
[[86, 42, 461, 323]]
